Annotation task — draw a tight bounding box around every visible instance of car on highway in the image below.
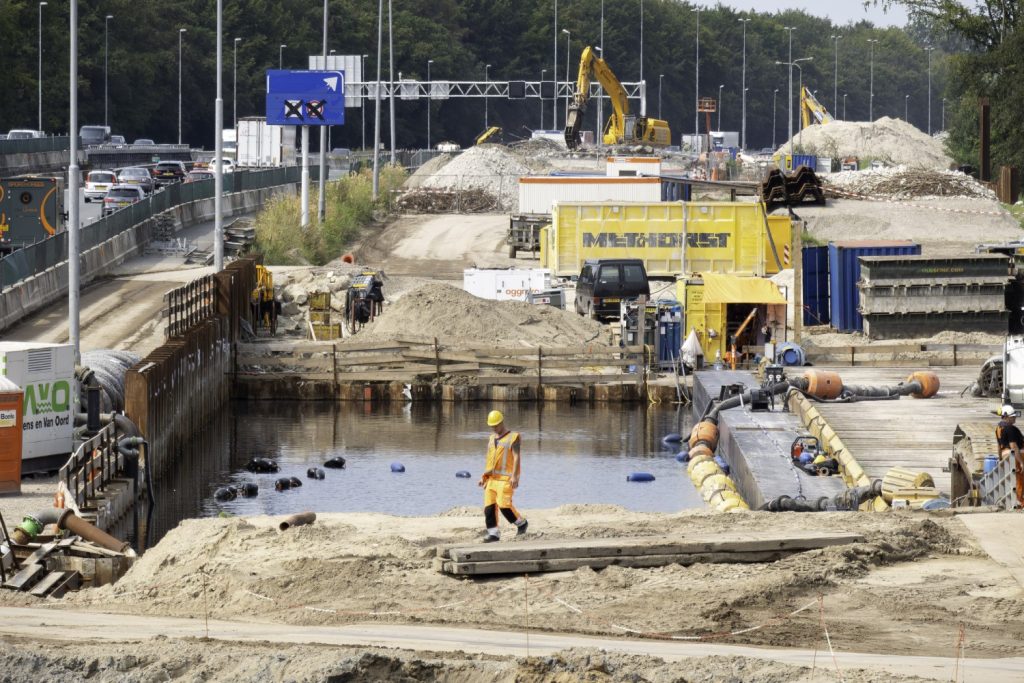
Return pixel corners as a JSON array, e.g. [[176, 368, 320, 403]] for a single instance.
[[84, 170, 118, 202], [184, 169, 215, 183], [132, 138, 155, 146], [152, 161, 187, 186], [214, 158, 235, 173], [79, 125, 112, 147], [117, 167, 155, 194], [110, 135, 126, 147], [102, 185, 145, 216], [7, 129, 45, 140]]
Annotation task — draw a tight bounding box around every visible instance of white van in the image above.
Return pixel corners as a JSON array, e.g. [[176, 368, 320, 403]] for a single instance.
[[6, 129, 44, 140]]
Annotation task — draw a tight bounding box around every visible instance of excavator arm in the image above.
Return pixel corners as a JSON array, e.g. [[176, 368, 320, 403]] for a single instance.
[[800, 87, 835, 129]]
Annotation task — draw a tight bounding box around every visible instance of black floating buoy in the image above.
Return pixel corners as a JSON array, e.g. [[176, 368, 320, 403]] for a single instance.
[[307, 467, 326, 480], [289, 476, 303, 488], [455, 470, 472, 479], [214, 486, 237, 501], [274, 477, 292, 491], [390, 462, 405, 473], [245, 457, 279, 473], [662, 432, 683, 444], [627, 472, 656, 482], [324, 456, 347, 469], [237, 482, 259, 497]]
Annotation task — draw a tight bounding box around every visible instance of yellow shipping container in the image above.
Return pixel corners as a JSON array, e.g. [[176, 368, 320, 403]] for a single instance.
[[548, 201, 791, 277]]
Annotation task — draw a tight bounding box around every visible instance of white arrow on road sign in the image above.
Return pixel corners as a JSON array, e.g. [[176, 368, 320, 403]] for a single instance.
[[323, 76, 338, 92]]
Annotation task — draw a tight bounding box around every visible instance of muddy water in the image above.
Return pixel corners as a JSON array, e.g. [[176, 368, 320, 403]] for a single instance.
[[142, 401, 701, 545]]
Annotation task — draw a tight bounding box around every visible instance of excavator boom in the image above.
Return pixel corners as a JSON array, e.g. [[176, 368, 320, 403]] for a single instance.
[[800, 87, 835, 129]]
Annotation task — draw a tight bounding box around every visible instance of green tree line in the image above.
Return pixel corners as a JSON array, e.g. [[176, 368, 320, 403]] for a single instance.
[[0, 1, 948, 154]]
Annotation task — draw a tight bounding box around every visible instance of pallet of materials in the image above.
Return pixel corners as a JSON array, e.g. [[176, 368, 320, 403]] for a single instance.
[[435, 531, 865, 576]]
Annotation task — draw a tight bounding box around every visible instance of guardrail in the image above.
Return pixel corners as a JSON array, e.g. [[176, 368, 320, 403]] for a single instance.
[[804, 343, 1001, 367], [0, 166, 312, 289], [0, 135, 71, 155], [58, 422, 123, 513]]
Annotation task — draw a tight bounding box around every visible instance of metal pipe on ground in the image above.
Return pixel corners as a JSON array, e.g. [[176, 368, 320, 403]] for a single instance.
[[59, 512, 132, 554], [279, 512, 316, 531]]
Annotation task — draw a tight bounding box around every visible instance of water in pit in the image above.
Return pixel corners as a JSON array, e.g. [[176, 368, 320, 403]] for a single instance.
[[138, 401, 700, 547]]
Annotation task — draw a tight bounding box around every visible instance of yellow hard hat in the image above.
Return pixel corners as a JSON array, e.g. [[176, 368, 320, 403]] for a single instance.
[[487, 410, 504, 426]]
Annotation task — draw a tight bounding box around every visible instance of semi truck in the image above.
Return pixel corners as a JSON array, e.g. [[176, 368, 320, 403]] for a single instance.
[[236, 117, 297, 168]]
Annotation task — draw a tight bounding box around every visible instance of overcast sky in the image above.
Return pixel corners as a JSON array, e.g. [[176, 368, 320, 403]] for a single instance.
[[716, 1, 910, 27]]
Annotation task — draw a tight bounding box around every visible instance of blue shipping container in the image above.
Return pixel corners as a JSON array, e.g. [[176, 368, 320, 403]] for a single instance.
[[802, 245, 830, 326], [828, 241, 921, 332], [660, 178, 692, 202], [784, 154, 817, 171]]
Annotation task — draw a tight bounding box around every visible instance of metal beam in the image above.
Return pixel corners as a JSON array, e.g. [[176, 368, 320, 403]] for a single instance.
[[351, 80, 644, 101]]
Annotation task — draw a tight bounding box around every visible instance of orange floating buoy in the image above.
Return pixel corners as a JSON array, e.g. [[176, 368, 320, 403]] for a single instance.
[[342, 253, 355, 264]]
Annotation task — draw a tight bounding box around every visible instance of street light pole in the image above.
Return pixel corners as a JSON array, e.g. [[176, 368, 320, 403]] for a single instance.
[[693, 7, 701, 137], [214, 0, 224, 270], [562, 29, 570, 126], [318, 0, 328, 224], [485, 63, 491, 129], [597, 0, 604, 147], [843, 93, 847, 120], [233, 37, 240, 129], [925, 46, 935, 134], [372, 0, 382, 199], [540, 69, 546, 129], [867, 38, 878, 122], [639, 0, 644, 85], [784, 26, 794, 156], [426, 59, 433, 150], [279, 43, 286, 69], [905, 94, 909, 121], [38, 2, 47, 132], [772, 88, 778, 150], [553, 0, 558, 130], [104, 14, 112, 128], [830, 34, 841, 117], [941, 97, 946, 131], [717, 84, 723, 131], [178, 28, 186, 145], [388, 0, 395, 163], [361, 54, 368, 150], [794, 58, 811, 150], [739, 17, 749, 149], [68, 0, 80, 362], [658, 74, 664, 119]]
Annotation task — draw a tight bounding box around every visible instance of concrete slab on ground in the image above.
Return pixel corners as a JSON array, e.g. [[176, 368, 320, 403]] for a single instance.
[[959, 513, 1024, 591]]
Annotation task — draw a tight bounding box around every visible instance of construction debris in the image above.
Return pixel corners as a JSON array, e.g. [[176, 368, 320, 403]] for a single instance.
[[395, 187, 500, 213], [824, 167, 996, 201], [760, 166, 825, 210], [777, 117, 953, 170], [421, 145, 536, 211]]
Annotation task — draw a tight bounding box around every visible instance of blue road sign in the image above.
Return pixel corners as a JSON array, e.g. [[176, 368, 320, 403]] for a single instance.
[[265, 69, 345, 126]]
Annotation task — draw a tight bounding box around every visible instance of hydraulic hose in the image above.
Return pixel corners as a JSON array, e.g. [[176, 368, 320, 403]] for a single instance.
[[761, 479, 884, 512]]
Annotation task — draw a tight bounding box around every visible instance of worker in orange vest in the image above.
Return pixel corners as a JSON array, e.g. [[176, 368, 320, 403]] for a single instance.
[[997, 405, 1024, 508], [479, 410, 529, 542]]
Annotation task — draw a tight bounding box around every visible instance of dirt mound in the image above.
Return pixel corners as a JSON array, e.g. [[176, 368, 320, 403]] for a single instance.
[[355, 282, 606, 347], [824, 166, 994, 200], [422, 145, 533, 210], [778, 117, 952, 170], [403, 152, 453, 189]]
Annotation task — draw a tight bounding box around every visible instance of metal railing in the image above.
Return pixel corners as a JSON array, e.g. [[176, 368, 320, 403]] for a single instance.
[[0, 166, 311, 288], [166, 275, 217, 338], [979, 456, 1018, 509], [59, 422, 123, 512], [0, 135, 71, 155]]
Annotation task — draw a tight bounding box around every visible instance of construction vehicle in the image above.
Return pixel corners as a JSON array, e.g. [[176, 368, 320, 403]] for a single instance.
[[800, 87, 835, 129], [475, 126, 503, 145], [250, 264, 278, 335], [564, 46, 671, 151]]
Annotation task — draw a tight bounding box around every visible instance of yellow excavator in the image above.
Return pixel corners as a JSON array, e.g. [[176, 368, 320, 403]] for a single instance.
[[564, 46, 671, 150], [800, 87, 835, 129], [475, 126, 502, 145]]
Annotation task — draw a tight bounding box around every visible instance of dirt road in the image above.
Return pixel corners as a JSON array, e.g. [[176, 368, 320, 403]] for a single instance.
[[0, 606, 1018, 681], [355, 213, 519, 278]]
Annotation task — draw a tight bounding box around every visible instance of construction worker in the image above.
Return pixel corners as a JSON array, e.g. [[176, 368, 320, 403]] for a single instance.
[[479, 410, 528, 542], [996, 404, 1024, 508]]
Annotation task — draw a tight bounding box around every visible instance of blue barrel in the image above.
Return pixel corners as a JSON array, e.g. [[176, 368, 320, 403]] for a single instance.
[[627, 472, 656, 482], [984, 454, 999, 474], [390, 462, 406, 473], [776, 342, 805, 367]]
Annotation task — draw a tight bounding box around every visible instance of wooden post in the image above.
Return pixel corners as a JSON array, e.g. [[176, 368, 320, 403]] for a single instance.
[[851, 346, 855, 367], [953, 344, 958, 367], [537, 347, 543, 395], [332, 343, 338, 387], [434, 337, 441, 380]]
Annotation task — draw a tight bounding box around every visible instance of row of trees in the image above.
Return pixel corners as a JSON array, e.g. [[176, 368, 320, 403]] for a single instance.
[[0, 1, 956, 156]]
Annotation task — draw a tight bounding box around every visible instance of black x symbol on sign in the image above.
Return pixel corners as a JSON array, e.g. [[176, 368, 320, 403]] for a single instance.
[[284, 99, 304, 119], [307, 100, 325, 121]]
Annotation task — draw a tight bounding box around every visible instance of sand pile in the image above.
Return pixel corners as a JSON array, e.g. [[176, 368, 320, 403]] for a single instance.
[[824, 166, 995, 200], [422, 145, 533, 210], [778, 117, 953, 170], [403, 152, 453, 189], [353, 281, 605, 346]]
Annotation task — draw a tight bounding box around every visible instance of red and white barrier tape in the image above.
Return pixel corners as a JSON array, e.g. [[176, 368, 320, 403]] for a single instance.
[[825, 186, 1008, 216]]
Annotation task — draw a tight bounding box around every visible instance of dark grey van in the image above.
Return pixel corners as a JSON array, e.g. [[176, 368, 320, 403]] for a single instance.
[[574, 259, 650, 320]]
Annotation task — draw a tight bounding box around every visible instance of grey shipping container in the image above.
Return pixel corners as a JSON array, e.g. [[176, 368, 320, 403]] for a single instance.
[[828, 240, 921, 332]]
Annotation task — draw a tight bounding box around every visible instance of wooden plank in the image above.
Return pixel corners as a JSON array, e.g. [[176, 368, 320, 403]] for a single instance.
[[69, 543, 124, 558], [22, 542, 57, 566], [443, 550, 799, 575], [29, 570, 70, 597], [237, 357, 335, 370], [446, 532, 865, 564], [48, 570, 81, 598], [2, 563, 43, 590]]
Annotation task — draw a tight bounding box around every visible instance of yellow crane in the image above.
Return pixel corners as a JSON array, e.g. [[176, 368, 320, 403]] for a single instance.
[[800, 87, 835, 129], [564, 46, 671, 150]]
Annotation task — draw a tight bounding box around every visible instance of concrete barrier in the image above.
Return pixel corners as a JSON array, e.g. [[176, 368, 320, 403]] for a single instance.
[[0, 151, 81, 175], [0, 184, 295, 333]]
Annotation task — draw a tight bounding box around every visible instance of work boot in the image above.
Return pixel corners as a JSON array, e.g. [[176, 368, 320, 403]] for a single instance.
[[516, 519, 529, 536], [482, 534, 500, 543]]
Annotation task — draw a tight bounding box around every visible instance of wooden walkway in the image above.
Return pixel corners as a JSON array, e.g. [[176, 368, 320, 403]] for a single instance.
[[811, 366, 992, 495]]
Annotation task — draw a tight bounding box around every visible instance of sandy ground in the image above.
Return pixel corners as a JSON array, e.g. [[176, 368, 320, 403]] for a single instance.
[[798, 197, 1021, 256], [3, 507, 1021, 673]]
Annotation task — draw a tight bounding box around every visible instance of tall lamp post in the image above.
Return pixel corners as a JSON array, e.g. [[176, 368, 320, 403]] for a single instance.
[[426, 59, 433, 150], [867, 38, 878, 122], [279, 43, 286, 69], [361, 54, 368, 150], [104, 14, 112, 128], [484, 63, 491, 129], [68, 0, 80, 362], [717, 84, 723, 130], [38, 1, 47, 132], [178, 28, 186, 145], [233, 37, 241, 129], [658, 74, 664, 119], [925, 46, 935, 134], [794, 58, 812, 149], [552, 0, 558, 130], [317, 0, 328, 224], [214, 0, 224, 270], [739, 17, 749, 149], [598, 0, 604, 147], [905, 94, 909, 122], [776, 57, 811, 152], [843, 93, 848, 120], [693, 6, 701, 136], [830, 34, 841, 117], [783, 26, 795, 156], [772, 88, 778, 149], [562, 29, 571, 125], [941, 97, 946, 131], [540, 69, 546, 129]]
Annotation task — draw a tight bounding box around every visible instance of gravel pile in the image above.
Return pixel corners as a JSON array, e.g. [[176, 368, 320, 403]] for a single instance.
[[824, 166, 996, 200], [421, 145, 533, 210], [777, 117, 953, 170]]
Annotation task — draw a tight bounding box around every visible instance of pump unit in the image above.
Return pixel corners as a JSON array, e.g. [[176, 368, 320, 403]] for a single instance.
[[0, 342, 75, 469]]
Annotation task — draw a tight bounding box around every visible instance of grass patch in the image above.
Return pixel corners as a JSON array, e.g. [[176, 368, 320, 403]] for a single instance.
[[253, 166, 407, 265], [1004, 202, 1024, 230], [801, 229, 824, 246]]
